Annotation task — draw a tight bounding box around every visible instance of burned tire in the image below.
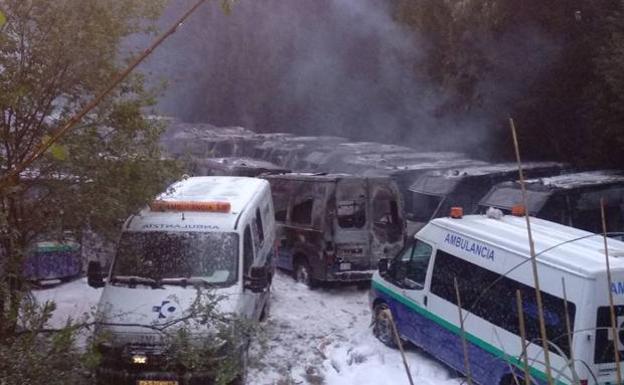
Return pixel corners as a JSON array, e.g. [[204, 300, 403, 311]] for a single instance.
[[294, 259, 317, 289], [373, 303, 397, 348]]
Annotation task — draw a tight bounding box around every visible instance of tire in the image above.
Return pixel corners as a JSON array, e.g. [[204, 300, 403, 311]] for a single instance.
[[259, 286, 270, 322], [230, 343, 249, 385], [294, 259, 317, 289], [372, 303, 397, 348]]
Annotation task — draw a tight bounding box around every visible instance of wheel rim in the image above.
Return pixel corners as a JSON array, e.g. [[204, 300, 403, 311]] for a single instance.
[[374, 307, 394, 346]]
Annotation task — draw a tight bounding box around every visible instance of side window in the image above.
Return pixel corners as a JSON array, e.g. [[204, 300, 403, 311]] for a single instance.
[[405, 241, 432, 287], [243, 225, 254, 275], [388, 240, 432, 290], [337, 199, 366, 229], [255, 208, 265, 244], [430, 250, 575, 357], [291, 197, 314, 225]]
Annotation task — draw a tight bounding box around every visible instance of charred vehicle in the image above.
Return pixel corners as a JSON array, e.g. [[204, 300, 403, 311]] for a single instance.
[[188, 157, 290, 177], [263, 173, 406, 287], [478, 170, 624, 235], [407, 162, 566, 231]]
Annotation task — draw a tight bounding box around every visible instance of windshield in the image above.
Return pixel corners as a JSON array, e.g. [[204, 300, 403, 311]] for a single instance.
[[112, 231, 239, 286]]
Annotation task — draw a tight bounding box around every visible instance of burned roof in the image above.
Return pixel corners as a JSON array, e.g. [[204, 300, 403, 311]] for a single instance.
[[263, 172, 392, 183], [479, 170, 624, 213], [409, 161, 566, 194], [526, 170, 624, 189]]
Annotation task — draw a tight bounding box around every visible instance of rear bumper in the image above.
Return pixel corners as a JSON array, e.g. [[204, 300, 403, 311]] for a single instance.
[[325, 269, 375, 282]]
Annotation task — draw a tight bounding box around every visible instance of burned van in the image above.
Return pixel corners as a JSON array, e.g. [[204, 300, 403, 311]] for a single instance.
[[188, 157, 290, 177], [478, 170, 624, 235], [263, 173, 406, 287], [408, 162, 565, 228]]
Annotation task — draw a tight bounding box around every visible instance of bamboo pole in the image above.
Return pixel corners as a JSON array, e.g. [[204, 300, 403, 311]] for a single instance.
[[601, 198, 623, 384], [560, 278, 578, 383], [0, 0, 210, 189], [515, 290, 531, 385], [454, 277, 474, 385], [509, 118, 553, 384], [385, 309, 415, 385]]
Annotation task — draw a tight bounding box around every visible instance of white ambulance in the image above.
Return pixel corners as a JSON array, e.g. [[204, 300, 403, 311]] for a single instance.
[[370, 208, 624, 385], [88, 176, 276, 384]]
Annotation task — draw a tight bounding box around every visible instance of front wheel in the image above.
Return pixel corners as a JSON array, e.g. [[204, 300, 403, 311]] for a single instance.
[[372, 303, 397, 348]]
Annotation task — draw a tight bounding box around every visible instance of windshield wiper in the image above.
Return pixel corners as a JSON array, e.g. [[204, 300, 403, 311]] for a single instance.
[[159, 277, 213, 288], [110, 275, 163, 289]]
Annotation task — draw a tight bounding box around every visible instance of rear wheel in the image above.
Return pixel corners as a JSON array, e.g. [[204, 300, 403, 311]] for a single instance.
[[373, 303, 397, 348], [295, 259, 317, 289]]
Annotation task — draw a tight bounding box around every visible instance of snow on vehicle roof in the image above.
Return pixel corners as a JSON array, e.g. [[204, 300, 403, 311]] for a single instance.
[[152, 176, 267, 215], [195, 157, 287, 170], [264, 172, 390, 182], [430, 214, 624, 277], [437, 161, 563, 178], [525, 170, 624, 189], [392, 158, 489, 172], [337, 142, 413, 154]]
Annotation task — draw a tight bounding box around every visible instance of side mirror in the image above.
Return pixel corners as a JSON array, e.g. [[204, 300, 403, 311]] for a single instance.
[[245, 266, 268, 293], [378, 258, 389, 275], [87, 261, 105, 288]]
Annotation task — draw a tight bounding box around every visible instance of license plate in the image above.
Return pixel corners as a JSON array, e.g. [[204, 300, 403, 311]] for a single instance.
[[137, 381, 178, 385], [340, 262, 352, 271]]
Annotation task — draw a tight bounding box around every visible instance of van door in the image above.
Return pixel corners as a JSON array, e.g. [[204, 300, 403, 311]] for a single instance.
[[369, 180, 405, 264], [334, 178, 371, 270], [241, 224, 260, 319], [393, 238, 434, 347]]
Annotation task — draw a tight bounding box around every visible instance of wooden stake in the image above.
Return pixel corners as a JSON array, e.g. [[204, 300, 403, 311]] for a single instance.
[[454, 277, 474, 385], [509, 118, 553, 384], [560, 278, 578, 383], [601, 198, 623, 384], [385, 309, 415, 385], [515, 290, 531, 385]]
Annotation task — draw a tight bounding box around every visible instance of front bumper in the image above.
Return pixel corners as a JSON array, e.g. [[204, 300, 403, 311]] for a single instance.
[[97, 366, 216, 385]]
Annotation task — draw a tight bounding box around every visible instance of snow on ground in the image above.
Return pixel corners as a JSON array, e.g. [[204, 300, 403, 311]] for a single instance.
[[31, 273, 462, 385], [249, 271, 462, 385]]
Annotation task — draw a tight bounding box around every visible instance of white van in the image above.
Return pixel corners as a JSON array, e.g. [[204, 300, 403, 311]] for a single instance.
[[88, 176, 276, 384], [370, 209, 624, 385]]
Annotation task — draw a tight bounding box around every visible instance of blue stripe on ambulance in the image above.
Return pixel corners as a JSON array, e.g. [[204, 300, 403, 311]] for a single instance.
[[372, 281, 566, 385]]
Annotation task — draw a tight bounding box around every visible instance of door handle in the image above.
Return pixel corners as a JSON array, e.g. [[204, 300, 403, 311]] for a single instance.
[[424, 295, 427, 307]]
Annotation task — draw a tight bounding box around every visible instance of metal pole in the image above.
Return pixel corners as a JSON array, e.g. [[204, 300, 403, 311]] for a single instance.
[[516, 290, 531, 385], [509, 118, 553, 384], [601, 198, 623, 384], [0, 0, 210, 189], [385, 308, 415, 385], [454, 277, 474, 385]]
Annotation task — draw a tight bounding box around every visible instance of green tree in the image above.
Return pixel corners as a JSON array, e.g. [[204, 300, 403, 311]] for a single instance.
[[0, 0, 179, 336]]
